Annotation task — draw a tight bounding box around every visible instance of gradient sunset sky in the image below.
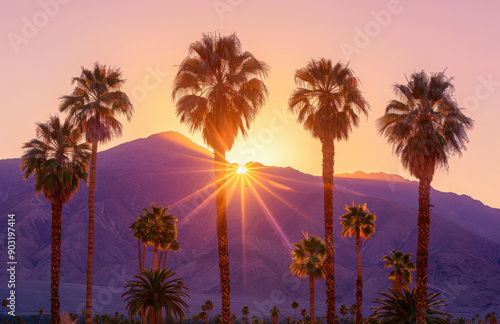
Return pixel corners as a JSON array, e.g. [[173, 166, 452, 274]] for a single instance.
[[1, 0, 499, 208]]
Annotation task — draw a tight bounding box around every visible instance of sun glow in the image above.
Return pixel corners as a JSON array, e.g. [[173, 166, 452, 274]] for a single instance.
[[236, 165, 248, 174]]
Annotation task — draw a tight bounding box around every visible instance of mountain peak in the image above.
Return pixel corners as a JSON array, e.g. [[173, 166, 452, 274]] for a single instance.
[[336, 171, 411, 183]]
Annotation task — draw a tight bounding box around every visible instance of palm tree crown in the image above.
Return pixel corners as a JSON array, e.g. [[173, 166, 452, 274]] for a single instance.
[[382, 250, 416, 291], [290, 233, 326, 279], [172, 32, 269, 152], [340, 203, 376, 240], [377, 71, 473, 181]]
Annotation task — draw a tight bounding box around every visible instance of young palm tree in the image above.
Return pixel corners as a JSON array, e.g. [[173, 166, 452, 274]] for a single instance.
[[269, 307, 280, 324], [300, 309, 307, 324], [242, 306, 250, 324], [291, 301, 299, 323], [202, 300, 214, 324], [289, 58, 369, 324], [382, 250, 416, 292], [2, 300, 7, 324], [348, 305, 356, 322], [377, 71, 473, 324], [60, 62, 133, 324], [290, 233, 326, 324], [367, 287, 451, 324], [338, 305, 348, 324], [172, 32, 269, 323], [340, 203, 376, 324], [39, 309, 44, 324], [122, 268, 190, 324], [21, 116, 90, 324]]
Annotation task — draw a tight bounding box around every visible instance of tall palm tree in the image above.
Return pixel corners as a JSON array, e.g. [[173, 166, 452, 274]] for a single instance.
[[140, 203, 177, 270], [21, 116, 90, 324], [60, 62, 133, 324], [160, 239, 180, 270], [269, 307, 280, 324], [242, 306, 249, 324], [130, 216, 147, 271], [122, 268, 190, 324], [377, 71, 473, 324], [382, 250, 416, 292], [173, 32, 269, 323], [340, 203, 376, 324], [367, 287, 451, 324], [289, 58, 369, 324], [291, 301, 299, 323], [300, 309, 307, 324], [202, 300, 214, 324], [338, 305, 348, 324], [290, 233, 326, 324]]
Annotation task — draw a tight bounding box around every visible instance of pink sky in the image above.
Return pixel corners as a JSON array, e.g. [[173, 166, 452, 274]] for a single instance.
[[1, 0, 499, 208]]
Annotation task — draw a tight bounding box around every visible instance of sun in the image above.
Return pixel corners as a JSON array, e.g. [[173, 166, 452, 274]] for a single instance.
[[236, 165, 248, 174]]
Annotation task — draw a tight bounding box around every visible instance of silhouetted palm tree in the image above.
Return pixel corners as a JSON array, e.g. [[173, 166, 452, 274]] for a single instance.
[[338, 305, 347, 324], [173, 32, 269, 323], [269, 307, 280, 324], [291, 301, 299, 323], [202, 300, 214, 324], [60, 62, 133, 324], [367, 287, 451, 324], [377, 71, 473, 324], [290, 233, 326, 324], [122, 269, 190, 324], [130, 215, 147, 271], [38, 309, 44, 324], [382, 250, 416, 292], [2, 300, 7, 324], [242, 306, 250, 324], [289, 59, 369, 324], [300, 309, 307, 324], [340, 203, 376, 324], [21, 116, 90, 324]]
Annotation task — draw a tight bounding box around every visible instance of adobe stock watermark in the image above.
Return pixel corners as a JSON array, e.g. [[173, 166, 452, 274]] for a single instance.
[[339, 0, 411, 61], [462, 74, 500, 113], [128, 65, 168, 106], [7, 0, 72, 54], [212, 0, 243, 20]]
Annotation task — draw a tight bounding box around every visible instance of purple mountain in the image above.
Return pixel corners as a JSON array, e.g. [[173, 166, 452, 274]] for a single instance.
[[0, 131, 499, 318]]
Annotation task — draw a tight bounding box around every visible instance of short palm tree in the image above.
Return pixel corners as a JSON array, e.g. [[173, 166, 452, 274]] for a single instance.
[[367, 287, 452, 324], [2, 300, 7, 324], [382, 250, 416, 292], [122, 268, 190, 324], [60, 62, 133, 324], [340, 203, 376, 324], [348, 305, 356, 321], [202, 300, 214, 324], [338, 305, 348, 324], [242, 306, 250, 324], [300, 309, 307, 324], [173, 32, 269, 324], [377, 71, 473, 324], [21, 116, 90, 324], [39, 309, 44, 324], [289, 58, 369, 324], [291, 301, 299, 323], [269, 307, 280, 324], [290, 233, 326, 324]]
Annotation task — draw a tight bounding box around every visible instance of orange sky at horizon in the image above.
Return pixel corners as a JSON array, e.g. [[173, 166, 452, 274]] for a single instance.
[[1, 0, 499, 208]]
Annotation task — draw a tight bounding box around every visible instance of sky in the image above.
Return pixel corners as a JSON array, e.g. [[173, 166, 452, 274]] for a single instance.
[[1, 0, 499, 208]]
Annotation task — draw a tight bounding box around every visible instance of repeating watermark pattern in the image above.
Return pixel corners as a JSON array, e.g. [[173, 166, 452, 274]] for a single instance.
[[6, 214, 17, 317], [129, 65, 168, 106], [462, 74, 500, 113], [339, 0, 410, 61], [213, 0, 243, 20], [7, 0, 73, 54]]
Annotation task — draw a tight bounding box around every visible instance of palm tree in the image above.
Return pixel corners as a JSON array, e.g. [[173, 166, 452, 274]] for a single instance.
[[300, 309, 307, 324], [269, 307, 280, 324], [290, 233, 326, 324], [173, 32, 269, 323], [130, 215, 147, 271], [377, 71, 473, 324], [122, 268, 190, 324], [288, 58, 369, 324], [338, 305, 347, 324], [139, 203, 177, 270], [60, 62, 133, 324], [202, 300, 214, 324], [160, 239, 180, 270], [291, 302, 299, 323], [367, 287, 452, 324], [242, 306, 250, 324], [382, 250, 416, 292], [340, 203, 376, 324], [39, 309, 44, 324], [21, 116, 90, 324], [2, 300, 7, 324]]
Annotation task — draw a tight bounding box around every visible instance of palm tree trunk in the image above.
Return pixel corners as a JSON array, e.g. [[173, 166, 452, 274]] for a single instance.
[[149, 307, 156, 324], [154, 245, 159, 270], [393, 272, 403, 293], [214, 146, 231, 324], [158, 250, 163, 268], [163, 250, 167, 269], [137, 239, 142, 271], [206, 310, 210, 324], [416, 177, 432, 324], [321, 138, 335, 324], [309, 275, 315, 324], [85, 140, 98, 324], [355, 230, 362, 324], [142, 245, 146, 269], [50, 202, 63, 324]]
